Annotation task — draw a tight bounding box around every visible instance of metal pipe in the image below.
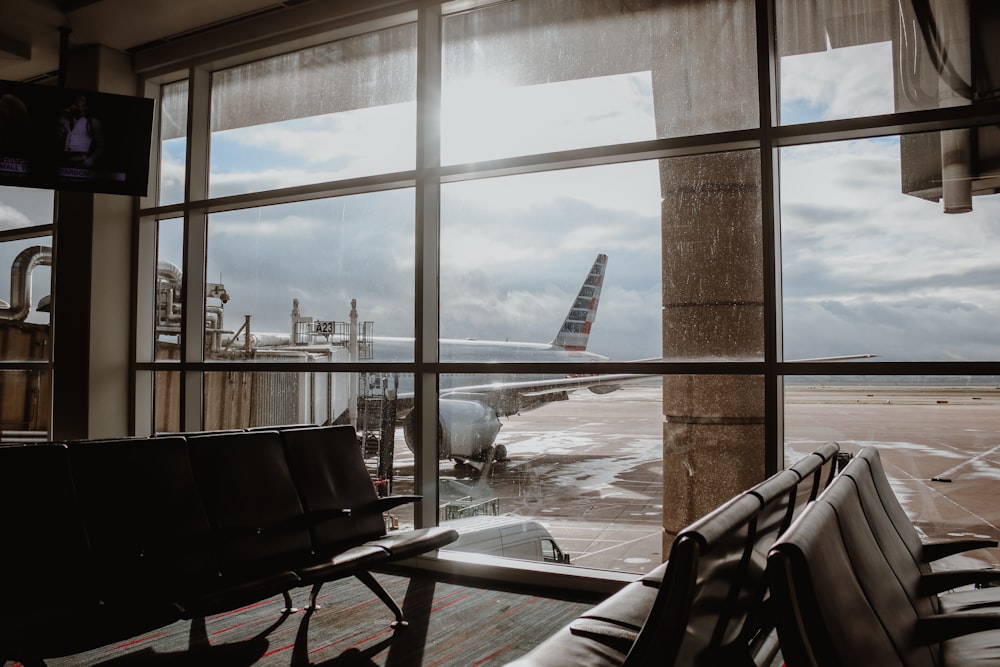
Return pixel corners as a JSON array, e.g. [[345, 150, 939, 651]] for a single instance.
[[0, 245, 52, 321]]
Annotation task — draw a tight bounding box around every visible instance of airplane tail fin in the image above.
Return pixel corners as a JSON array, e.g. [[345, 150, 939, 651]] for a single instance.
[[551, 253, 607, 351]]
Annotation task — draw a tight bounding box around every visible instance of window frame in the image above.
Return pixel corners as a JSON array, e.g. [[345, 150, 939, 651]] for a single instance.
[[130, 0, 1000, 589]]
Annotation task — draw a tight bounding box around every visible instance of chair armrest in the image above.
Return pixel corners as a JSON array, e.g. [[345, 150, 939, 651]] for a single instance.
[[922, 538, 999, 563], [919, 569, 1000, 596], [916, 612, 1000, 644]]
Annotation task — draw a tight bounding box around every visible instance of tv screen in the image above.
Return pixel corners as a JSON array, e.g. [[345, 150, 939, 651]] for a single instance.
[[0, 80, 154, 196]]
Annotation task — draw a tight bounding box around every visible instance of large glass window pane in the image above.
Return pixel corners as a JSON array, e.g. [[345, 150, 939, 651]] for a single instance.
[[781, 132, 1000, 361], [190, 370, 416, 527], [0, 186, 53, 230], [785, 376, 1000, 570], [203, 190, 415, 361], [158, 80, 187, 206], [777, 1, 1000, 124], [209, 25, 416, 197], [155, 217, 183, 358], [0, 238, 52, 358], [437, 373, 663, 573], [440, 162, 662, 363], [441, 153, 762, 363], [441, 0, 758, 164], [0, 369, 50, 442], [154, 370, 180, 434]]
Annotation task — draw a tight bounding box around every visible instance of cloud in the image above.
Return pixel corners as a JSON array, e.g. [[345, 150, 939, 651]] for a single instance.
[[779, 41, 895, 122], [441, 71, 656, 164], [148, 50, 1000, 368], [0, 201, 33, 231], [198, 190, 416, 339], [781, 137, 1000, 361], [207, 105, 415, 197]]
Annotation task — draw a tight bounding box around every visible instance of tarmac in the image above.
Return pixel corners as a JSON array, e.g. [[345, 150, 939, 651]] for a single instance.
[[383, 382, 1000, 574]]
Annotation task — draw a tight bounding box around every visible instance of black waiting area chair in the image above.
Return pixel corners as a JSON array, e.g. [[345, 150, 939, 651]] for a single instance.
[[0, 425, 458, 666]]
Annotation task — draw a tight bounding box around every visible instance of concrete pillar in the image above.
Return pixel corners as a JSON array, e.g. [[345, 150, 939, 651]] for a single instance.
[[52, 44, 137, 440], [659, 152, 765, 542], [647, 0, 765, 544]]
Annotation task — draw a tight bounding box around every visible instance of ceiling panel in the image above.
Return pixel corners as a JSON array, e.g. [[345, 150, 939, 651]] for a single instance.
[[0, 0, 288, 82]]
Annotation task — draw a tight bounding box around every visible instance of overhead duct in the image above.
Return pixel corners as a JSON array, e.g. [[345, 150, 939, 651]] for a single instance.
[[0, 245, 51, 321], [897, 0, 1000, 213]]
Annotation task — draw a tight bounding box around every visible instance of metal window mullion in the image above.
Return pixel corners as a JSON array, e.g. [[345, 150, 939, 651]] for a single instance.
[[181, 65, 212, 431], [757, 0, 783, 475], [414, 1, 442, 529]]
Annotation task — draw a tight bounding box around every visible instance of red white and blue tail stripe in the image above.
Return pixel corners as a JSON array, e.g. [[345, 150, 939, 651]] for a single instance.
[[551, 253, 606, 352]]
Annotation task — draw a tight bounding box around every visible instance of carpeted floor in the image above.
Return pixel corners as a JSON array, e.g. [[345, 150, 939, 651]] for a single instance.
[[28, 569, 600, 667]]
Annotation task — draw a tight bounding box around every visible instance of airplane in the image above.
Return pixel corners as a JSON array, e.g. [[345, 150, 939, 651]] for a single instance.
[[385, 253, 661, 467], [382, 251, 876, 468], [201, 252, 875, 468]]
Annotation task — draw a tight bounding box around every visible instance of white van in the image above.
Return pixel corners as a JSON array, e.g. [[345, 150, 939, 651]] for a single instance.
[[443, 515, 571, 564]]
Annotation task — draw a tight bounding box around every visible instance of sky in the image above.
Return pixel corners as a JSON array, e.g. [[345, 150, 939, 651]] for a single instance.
[[2, 35, 999, 364]]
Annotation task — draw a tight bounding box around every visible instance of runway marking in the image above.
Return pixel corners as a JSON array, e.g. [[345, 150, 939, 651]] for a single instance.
[[883, 458, 1000, 537], [931, 443, 1000, 480], [567, 530, 662, 563]]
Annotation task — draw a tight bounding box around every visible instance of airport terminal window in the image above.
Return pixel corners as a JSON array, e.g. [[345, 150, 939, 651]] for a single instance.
[[132, 0, 1000, 580], [200, 192, 415, 361], [0, 237, 51, 330], [780, 133, 1000, 362], [0, 369, 50, 440], [777, 0, 1000, 124], [157, 80, 187, 206], [0, 186, 53, 232], [207, 25, 417, 198], [784, 376, 1000, 572], [155, 217, 183, 356], [154, 370, 180, 434], [0, 187, 52, 439], [440, 0, 758, 165], [436, 373, 664, 572], [440, 162, 662, 363]]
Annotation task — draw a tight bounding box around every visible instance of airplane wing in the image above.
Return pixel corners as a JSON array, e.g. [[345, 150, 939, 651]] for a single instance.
[[391, 355, 876, 464]]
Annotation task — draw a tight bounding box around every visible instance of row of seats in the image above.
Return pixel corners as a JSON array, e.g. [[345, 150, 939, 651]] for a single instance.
[[506, 442, 847, 667], [768, 447, 1000, 666], [0, 424, 458, 666]]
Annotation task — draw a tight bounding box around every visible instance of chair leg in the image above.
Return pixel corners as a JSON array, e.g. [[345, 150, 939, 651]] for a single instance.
[[354, 570, 408, 629], [282, 589, 299, 613], [308, 582, 324, 610]]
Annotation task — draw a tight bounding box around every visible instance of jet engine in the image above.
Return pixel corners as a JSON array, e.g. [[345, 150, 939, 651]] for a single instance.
[[403, 397, 502, 463]]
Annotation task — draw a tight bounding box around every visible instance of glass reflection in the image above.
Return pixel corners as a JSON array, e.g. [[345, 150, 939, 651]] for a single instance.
[[158, 80, 187, 206], [208, 25, 417, 197], [441, 0, 757, 164], [778, 0, 1000, 124]]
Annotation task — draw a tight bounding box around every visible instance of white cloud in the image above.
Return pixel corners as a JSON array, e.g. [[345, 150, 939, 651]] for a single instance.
[[0, 201, 33, 230], [441, 72, 656, 164], [781, 137, 1000, 360], [780, 41, 895, 122]]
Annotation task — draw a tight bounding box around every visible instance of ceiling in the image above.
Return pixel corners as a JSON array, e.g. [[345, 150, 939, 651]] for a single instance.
[[0, 0, 296, 83]]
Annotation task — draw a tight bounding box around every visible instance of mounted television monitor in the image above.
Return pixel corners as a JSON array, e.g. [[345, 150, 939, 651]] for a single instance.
[[0, 80, 153, 196]]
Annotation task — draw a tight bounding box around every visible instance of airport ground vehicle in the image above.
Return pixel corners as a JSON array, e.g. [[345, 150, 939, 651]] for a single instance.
[[442, 515, 570, 564]]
